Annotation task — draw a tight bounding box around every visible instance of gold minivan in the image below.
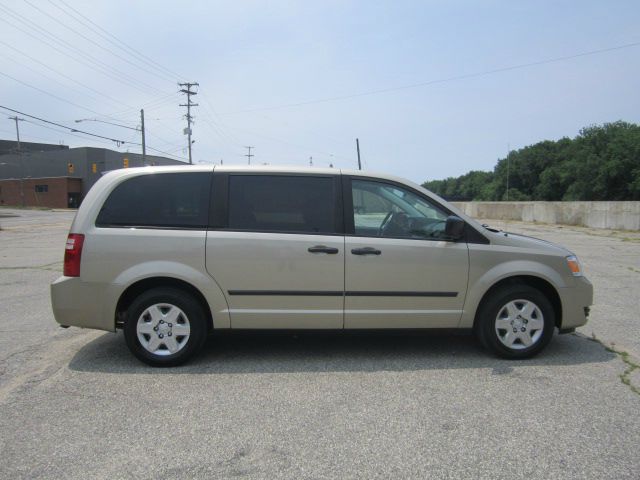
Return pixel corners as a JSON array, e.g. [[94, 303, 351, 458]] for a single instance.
[[51, 166, 593, 366]]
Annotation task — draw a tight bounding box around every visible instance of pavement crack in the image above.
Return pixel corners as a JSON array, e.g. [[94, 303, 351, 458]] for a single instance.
[[0, 343, 44, 373], [586, 333, 640, 397], [0, 331, 95, 403]]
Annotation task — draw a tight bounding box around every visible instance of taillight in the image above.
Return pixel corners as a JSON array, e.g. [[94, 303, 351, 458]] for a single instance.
[[63, 234, 85, 277]]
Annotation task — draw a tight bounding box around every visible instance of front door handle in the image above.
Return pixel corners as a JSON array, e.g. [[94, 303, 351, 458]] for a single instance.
[[308, 245, 339, 254], [351, 247, 382, 256]]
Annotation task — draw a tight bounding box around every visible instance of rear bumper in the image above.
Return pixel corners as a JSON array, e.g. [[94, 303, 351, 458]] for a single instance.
[[50, 276, 115, 332], [559, 276, 593, 330]]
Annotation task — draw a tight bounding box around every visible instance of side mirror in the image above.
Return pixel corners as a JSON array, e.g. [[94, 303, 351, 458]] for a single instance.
[[445, 215, 465, 240]]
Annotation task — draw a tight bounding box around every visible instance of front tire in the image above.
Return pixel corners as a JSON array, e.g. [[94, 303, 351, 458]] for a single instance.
[[124, 287, 207, 367], [475, 285, 555, 359]]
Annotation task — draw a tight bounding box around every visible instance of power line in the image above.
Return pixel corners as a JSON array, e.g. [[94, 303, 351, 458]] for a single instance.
[[99, 92, 179, 121], [0, 50, 131, 115], [0, 14, 153, 99], [46, 0, 178, 83], [24, 0, 177, 85], [199, 89, 244, 146], [0, 39, 134, 110], [8, 108, 190, 162], [144, 145, 189, 162], [202, 87, 345, 157], [149, 143, 187, 155], [1, 0, 186, 127], [53, 0, 183, 80], [0, 105, 130, 145], [144, 129, 185, 148], [187, 104, 358, 166], [108, 103, 189, 152], [22, 118, 117, 145], [0, 124, 69, 145], [0, 71, 132, 119], [0, 3, 169, 97], [205, 98, 375, 164], [196, 107, 244, 149], [199, 88, 386, 166], [221, 41, 640, 115], [74, 118, 139, 131], [200, 116, 241, 147]]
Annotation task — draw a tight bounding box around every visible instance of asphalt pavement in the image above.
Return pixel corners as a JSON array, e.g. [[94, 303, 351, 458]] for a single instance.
[[0, 208, 638, 479]]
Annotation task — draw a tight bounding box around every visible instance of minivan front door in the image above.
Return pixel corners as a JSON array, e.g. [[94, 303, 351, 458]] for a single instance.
[[206, 173, 344, 329], [344, 177, 469, 328]]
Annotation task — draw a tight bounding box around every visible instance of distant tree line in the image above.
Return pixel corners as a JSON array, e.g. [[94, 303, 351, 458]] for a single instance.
[[422, 121, 640, 201]]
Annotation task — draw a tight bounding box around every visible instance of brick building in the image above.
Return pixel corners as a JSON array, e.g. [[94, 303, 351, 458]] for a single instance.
[[0, 140, 185, 208], [0, 177, 82, 208]]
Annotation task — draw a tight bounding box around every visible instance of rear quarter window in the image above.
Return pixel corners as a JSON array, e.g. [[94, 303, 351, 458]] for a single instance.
[[96, 172, 210, 228]]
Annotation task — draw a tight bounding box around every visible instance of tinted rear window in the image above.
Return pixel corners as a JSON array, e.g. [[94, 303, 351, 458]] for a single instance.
[[96, 172, 210, 228], [228, 175, 337, 234]]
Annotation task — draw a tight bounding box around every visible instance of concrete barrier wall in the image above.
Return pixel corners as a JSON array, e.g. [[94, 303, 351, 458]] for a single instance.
[[450, 201, 640, 231]]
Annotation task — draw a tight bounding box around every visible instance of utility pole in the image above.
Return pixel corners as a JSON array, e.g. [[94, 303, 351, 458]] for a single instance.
[[356, 138, 362, 170], [244, 146, 254, 165], [10, 116, 23, 148], [179, 82, 199, 164], [140, 109, 146, 164], [9, 116, 25, 206]]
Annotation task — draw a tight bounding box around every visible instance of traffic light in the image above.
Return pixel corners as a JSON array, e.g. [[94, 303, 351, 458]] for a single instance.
[[123, 157, 129, 168], [67, 163, 74, 174], [91, 163, 97, 174]]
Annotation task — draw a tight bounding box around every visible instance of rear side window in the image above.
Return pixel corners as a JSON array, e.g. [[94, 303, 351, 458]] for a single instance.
[[228, 175, 338, 234], [96, 173, 210, 228]]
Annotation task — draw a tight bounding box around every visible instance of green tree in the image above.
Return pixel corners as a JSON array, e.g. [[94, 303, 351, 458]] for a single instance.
[[422, 121, 640, 201]]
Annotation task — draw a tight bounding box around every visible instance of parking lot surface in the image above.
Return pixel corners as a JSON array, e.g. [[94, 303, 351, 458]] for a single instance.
[[1, 208, 639, 479]]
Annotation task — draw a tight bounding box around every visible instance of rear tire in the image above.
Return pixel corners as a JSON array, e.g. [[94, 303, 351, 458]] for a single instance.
[[475, 284, 555, 359], [124, 287, 207, 367]]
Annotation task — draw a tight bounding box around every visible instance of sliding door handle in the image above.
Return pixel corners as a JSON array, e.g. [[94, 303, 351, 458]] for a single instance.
[[308, 245, 339, 254], [351, 247, 382, 256]]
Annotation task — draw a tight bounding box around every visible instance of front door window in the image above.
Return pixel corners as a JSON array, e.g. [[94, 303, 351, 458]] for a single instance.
[[352, 179, 448, 239]]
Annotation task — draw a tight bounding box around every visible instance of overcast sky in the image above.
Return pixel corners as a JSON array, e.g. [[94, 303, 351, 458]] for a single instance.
[[1, 0, 639, 183]]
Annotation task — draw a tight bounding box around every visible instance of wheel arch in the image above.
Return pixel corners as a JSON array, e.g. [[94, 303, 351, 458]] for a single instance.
[[472, 275, 562, 330], [116, 277, 214, 331]]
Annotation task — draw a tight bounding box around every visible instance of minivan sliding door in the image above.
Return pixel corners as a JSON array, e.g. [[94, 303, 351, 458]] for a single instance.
[[206, 173, 345, 329]]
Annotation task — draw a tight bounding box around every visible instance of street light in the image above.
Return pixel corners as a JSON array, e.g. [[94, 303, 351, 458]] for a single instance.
[[74, 118, 140, 131], [75, 110, 147, 163]]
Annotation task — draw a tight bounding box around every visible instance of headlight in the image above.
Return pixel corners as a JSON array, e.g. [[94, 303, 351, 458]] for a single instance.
[[566, 255, 583, 276]]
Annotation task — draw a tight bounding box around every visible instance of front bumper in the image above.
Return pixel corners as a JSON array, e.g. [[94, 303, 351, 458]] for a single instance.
[[559, 276, 594, 330], [50, 276, 115, 332]]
